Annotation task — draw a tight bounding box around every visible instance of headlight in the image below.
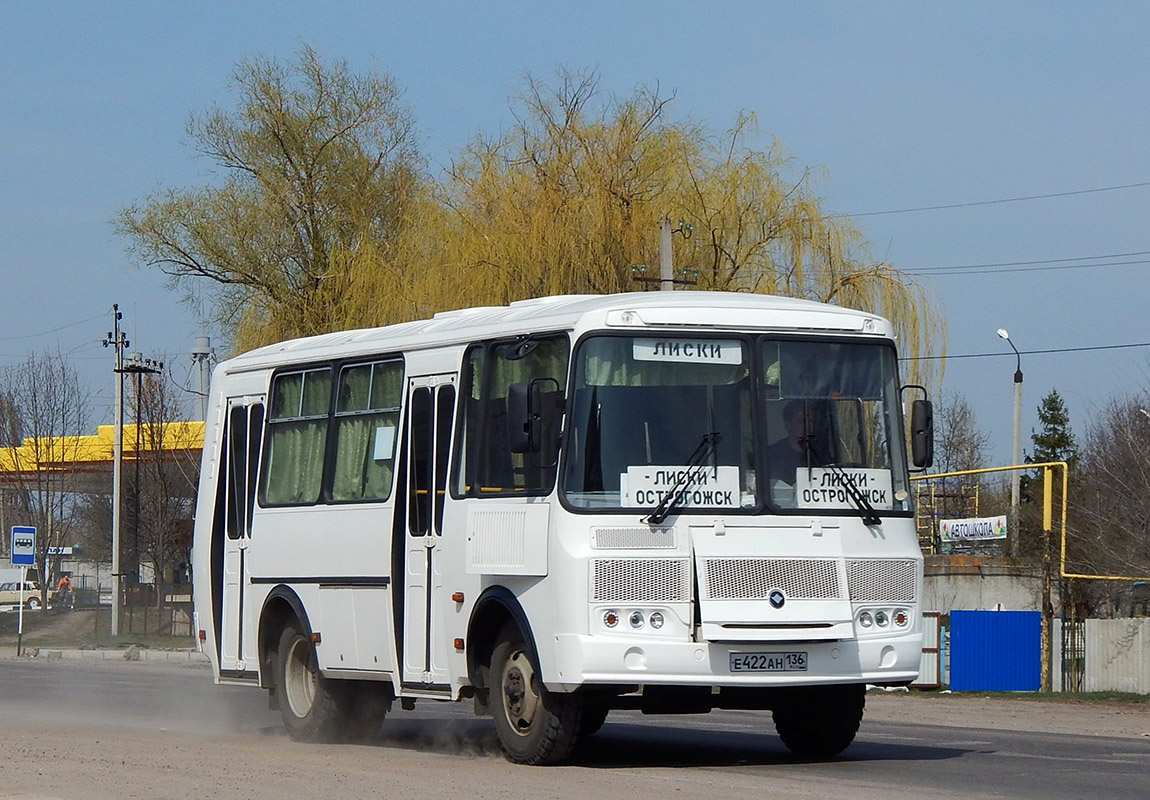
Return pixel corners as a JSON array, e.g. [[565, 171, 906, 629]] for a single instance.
[[875, 610, 890, 627], [629, 611, 645, 629], [649, 611, 665, 629], [859, 611, 874, 628]]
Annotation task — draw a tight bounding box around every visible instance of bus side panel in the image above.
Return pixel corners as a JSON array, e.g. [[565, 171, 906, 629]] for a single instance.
[[248, 504, 399, 676]]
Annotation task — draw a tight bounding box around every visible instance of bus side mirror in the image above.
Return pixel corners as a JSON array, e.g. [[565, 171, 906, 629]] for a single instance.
[[507, 381, 543, 454], [910, 398, 934, 469]]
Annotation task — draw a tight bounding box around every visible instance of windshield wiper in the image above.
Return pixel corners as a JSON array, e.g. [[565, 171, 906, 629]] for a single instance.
[[644, 432, 722, 525], [804, 438, 882, 527]]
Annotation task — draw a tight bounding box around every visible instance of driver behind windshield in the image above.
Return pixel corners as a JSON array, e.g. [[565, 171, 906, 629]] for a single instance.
[[767, 400, 828, 487]]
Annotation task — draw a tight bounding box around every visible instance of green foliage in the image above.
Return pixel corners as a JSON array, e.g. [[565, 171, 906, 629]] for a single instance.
[[438, 70, 943, 384], [1029, 388, 1078, 467], [118, 45, 422, 351], [118, 56, 945, 385]]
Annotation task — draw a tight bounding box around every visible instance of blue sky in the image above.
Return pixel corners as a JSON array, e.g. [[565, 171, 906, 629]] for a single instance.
[[2, 2, 1149, 466]]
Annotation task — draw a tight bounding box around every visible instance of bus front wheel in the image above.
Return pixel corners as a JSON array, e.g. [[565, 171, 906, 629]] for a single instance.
[[275, 624, 347, 742], [772, 683, 866, 758], [490, 624, 582, 765]]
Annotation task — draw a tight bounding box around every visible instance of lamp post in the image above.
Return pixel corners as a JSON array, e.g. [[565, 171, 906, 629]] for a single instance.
[[996, 328, 1023, 557]]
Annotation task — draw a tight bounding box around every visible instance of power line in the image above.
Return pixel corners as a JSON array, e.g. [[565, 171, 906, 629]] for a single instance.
[[0, 309, 109, 341], [834, 181, 1150, 219], [902, 341, 1150, 362], [908, 249, 1150, 272], [906, 257, 1150, 277]]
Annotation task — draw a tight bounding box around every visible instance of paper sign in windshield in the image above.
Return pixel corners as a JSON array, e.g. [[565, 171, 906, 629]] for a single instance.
[[940, 516, 1007, 542], [795, 468, 892, 510], [623, 465, 741, 509], [632, 338, 742, 365]]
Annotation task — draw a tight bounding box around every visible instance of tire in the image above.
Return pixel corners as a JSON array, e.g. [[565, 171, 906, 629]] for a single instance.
[[341, 681, 392, 742], [772, 683, 865, 759], [275, 624, 349, 743], [26, 597, 41, 611], [579, 696, 610, 737], [490, 623, 583, 765]]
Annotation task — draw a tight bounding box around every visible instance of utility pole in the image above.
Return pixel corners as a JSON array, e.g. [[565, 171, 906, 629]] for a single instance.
[[122, 352, 163, 587], [631, 217, 697, 289], [102, 305, 128, 636], [190, 337, 214, 421], [659, 216, 673, 291]]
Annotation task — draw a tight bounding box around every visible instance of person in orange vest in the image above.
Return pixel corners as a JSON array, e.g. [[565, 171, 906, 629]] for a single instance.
[[56, 574, 73, 610]]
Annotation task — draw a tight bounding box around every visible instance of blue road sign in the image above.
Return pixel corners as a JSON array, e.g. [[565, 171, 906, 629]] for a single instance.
[[10, 526, 36, 567]]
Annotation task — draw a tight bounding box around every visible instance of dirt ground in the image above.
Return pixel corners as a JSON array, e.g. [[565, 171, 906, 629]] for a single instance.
[[0, 654, 1146, 800], [3, 608, 1147, 743], [863, 689, 1149, 739]]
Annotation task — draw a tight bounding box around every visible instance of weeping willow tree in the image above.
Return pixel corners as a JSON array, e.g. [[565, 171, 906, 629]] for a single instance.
[[437, 70, 943, 382], [117, 45, 423, 352], [118, 53, 943, 382]]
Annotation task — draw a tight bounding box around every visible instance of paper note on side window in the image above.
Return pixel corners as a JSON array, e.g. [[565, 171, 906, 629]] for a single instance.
[[374, 424, 396, 461]]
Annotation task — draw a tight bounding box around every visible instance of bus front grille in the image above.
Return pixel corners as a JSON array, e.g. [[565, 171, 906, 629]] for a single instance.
[[845, 559, 917, 602], [701, 558, 843, 600], [591, 558, 691, 603]]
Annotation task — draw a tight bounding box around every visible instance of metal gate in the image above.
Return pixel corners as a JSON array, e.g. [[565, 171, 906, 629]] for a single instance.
[[1061, 617, 1085, 692], [949, 610, 1041, 691]]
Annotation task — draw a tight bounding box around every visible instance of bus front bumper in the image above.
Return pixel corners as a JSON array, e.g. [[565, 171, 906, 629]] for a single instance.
[[543, 632, 922, 692]]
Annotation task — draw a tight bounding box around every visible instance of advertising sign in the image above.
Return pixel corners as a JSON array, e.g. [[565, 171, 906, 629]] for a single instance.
[[940, 515, 1008, 542]]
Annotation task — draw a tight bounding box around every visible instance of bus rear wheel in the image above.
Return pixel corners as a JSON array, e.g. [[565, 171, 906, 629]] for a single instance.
[[772, 683, 865, 758], [490, 624, 582, 765], [276, 623, 348, 743]]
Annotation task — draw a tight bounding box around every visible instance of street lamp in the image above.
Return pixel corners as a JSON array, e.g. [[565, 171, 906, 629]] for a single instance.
[[997, 328, 1023, 557]]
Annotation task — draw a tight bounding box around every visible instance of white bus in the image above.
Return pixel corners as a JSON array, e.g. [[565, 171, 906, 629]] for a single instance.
[[192, 291, 933, 764]]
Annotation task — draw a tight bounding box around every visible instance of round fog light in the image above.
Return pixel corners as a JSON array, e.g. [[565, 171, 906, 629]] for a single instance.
[[649, 611, 665, 629], [629, 611, 645, 629], [604, 610, 619, 628]]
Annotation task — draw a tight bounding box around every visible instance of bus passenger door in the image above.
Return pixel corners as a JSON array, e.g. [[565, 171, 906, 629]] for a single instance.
[[401, 375, 456, 688], [218, 397, 264, 674]]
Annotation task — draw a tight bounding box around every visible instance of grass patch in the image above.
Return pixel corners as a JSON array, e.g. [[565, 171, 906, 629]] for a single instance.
[[0, 608, 195, 650]]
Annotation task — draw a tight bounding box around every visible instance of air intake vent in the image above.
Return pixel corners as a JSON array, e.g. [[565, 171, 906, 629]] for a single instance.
[[702, 558, 842, 600], [591, 558, 691, 603], [592, 527, 676, 549], [846, 559, 917, 603]]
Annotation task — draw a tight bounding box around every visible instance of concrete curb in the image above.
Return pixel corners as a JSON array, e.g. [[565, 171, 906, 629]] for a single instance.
[[17, 647, 210, 663]]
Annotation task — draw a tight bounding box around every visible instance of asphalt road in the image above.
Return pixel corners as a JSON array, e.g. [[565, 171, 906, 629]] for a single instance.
[[1, 659, 1146, 800]]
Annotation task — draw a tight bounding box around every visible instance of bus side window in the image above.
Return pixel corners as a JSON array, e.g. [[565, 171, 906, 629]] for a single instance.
[[261, 368, 332, 505], [226, 403, 265, 538], [331, 360, 403, 501]]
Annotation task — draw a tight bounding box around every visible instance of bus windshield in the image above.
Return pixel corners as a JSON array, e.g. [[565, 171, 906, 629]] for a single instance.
[[561, 334, 911, 517]]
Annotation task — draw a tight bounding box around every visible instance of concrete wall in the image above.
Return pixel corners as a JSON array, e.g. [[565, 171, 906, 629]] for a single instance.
[[923, 555, 1046, 614]]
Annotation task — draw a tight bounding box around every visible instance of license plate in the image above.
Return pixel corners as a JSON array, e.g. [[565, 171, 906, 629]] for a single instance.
[[729, 651, 808, 672]]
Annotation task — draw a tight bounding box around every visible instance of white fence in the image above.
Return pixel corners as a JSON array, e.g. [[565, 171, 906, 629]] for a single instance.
[[1082, 618, 1150, 694], [1054, 617, 1150, 694]]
